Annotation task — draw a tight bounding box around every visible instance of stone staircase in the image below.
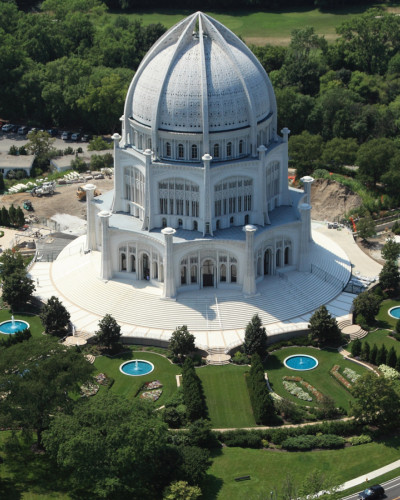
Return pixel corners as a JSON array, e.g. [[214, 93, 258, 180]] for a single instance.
[[206, 347, 231, 365], [338, 316, 368, 340]]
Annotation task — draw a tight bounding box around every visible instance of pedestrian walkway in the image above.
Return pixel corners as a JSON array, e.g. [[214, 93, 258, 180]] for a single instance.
[[339, 459, 400, 492]]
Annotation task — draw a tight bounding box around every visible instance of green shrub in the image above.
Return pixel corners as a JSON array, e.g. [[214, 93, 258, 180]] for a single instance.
[[232, 350, 249, 365], [396, 319, 400, 334], [347, 434, 372, 446], [64, 147, 74, 155], [356, 314, 368, 330], [282, 434, 345, 451], [220, 430, 262, 449]]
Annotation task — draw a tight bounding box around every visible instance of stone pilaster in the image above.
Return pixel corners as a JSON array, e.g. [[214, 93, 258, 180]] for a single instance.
[[84, 183, 97, 252], [242, 224, 257, 296], [111, 133, 121, 213], [142, 149, 152, 231], [257, 145, 270, 225], [162, 227, 176, 299], [202, 153, 213, 236], [98, 210, 112, 280], [280, 127, 291, 205], [298, 203, 312, 272]]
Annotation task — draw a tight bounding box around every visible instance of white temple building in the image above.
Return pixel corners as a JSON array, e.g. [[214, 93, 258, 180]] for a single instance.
[[86, 12, 314, 299], [30, 12, 368, 351]]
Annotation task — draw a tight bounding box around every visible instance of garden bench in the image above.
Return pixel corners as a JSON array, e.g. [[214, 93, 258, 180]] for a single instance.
[[235, 475, 251, 481]]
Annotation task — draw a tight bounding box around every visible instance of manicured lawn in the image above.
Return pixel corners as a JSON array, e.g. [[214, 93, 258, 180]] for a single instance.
[[0, 309, 43, 339], [197, 364, 255, 428], [104, 4, 400, 45], [266, 347, 368, 411], [93, 349, 181, 405], [349, 299, 400, 356], [202, 437, 400, 499]]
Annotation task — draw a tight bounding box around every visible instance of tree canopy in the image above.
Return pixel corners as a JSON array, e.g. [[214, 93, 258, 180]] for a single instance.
[[308, 305, 341, 346], [95, 313, 121, 350], [169, 325, 196, 359], [0, 337, 93, 446], [40, 296, 71, 336]]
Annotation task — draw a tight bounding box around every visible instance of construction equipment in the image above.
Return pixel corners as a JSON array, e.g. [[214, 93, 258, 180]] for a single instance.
[[31, 181, 56, 197], [23, 200, 33, 211], [76, 186, 101, 201]]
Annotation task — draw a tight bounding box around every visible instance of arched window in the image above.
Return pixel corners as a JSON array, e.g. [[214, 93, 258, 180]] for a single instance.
[[193, 220, 198, 231], [131, 254, 136, 272], [165, 142, 171, 157], [227, 142, 232, 157], [244, 214, 249, 225], [214, 143, 220, 158], [178, 218, 183, 227], [284, 246, 290, 265], [147, 138, 152, 150], [216, 219, 220, 230], [181, 266, 187, 285], [230, 216, 234, 225], [191, 144, 198, 159], [231, 264, 237, 283], [162, 217, 167, 228], [239, 140, 243, 154], [191, 265, 197, 283], [276, 249, 281, 267], [178, 144, 184, 159], [121, 253, 126, 271], [220, 264, 227, 282]]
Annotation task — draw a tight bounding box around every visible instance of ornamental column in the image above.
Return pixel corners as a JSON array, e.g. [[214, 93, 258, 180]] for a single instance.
[[298, 203, 312, 272], [242, 224, 257, 296], [280, 127, 291, 205], [111, 133, 122, 213], [257, 145, 270, 225], [142, 149, 152, 231], [162, 227, 176, 299], [300, 175, 314, 205], [84, 183, 96, 252], [202, 153, 213, 236], [98, 210, 112, 280]]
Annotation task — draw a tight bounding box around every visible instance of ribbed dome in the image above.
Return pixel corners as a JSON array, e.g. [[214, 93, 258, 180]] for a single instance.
[[124, 12, 276, 140]]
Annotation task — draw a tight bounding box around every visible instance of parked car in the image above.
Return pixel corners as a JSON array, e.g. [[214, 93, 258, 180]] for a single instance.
[[61, 131, 71, 141], [2, 124, 14, 133], [47, 128, 58, 137], [18, 126, 29, 135], [10, 124, 19, 133], [71, 132, 81, 141], [81, 133, 92, 142], [358, 485, 385, 499]]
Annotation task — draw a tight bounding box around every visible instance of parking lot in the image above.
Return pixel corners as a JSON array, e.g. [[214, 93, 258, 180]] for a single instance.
[[0, 130, 92, 155]]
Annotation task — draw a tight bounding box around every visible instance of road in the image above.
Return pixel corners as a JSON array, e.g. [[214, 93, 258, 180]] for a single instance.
[[342, 476, 400, 500]]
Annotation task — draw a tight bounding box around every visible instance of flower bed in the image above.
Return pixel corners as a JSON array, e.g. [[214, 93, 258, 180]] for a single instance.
[[80, 382, 99, 397], [143, 380, 162, 390], [283, 376, 324, 402], [343, 367, 360, 383], [140, 389, 162, 401], [282, 380, 312, 401], [95, 373, 109, 385], [331, 365, 351, 390], [379, 364, 400, 380]]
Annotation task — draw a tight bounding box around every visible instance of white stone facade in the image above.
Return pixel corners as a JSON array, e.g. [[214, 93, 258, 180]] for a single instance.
[[86, 12, 312, 299]]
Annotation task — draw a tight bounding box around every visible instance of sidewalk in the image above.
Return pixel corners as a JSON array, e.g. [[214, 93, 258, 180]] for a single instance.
[[339, 459, 400, 491]]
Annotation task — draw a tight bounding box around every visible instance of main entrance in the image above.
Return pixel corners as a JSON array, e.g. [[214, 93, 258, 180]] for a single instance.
[[202, 259, 214, 287]]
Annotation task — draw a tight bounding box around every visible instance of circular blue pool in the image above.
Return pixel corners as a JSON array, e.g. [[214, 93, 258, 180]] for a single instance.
[[389, 306, 400, 319], [284, 354, 318, 371], [120, 360, 154, 376], [0, 318, 30, 335]]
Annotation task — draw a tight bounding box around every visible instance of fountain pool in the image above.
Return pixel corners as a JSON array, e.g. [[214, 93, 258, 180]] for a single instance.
[[284, 354, 318, 371], [389, 306, 400, 319], [0, 316, 30, 335], [120, 359, 154, 376]]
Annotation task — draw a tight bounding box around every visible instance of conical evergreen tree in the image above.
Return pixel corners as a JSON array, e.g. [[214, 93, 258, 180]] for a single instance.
[[376, 344, 388, 366], [360, 341, 370, 362], [370, 343, 378, 366], [351, 338, 362, 358], [386, 346, 397, 368]]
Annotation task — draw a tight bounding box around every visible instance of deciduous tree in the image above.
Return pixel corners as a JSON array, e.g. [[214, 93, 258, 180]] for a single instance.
[[95, 313, 121, 350], [2, 269, 35, 311], [308, 305, 341, 346], [40, 296, 71, 336], [352, 290, 381, 324], [169, 325, 196, 360], [351, 372, 400, 428]]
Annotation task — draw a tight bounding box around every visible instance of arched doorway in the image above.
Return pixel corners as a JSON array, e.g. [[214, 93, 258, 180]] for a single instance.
[[264, 249, 271, 275], [202, 259, 214, 287], [142, 253, 150, 280]]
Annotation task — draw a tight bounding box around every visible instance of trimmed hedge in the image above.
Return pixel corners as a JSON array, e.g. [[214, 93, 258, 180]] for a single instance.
[[281, 434, 346, 451]]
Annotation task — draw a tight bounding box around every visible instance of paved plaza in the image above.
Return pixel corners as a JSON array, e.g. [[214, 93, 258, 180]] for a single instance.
[[28, 224, 381, 351]]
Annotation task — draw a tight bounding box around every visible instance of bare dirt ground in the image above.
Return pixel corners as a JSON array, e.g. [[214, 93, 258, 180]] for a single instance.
[[0, 178, 114, 220], [310, 178, 362, 222]]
